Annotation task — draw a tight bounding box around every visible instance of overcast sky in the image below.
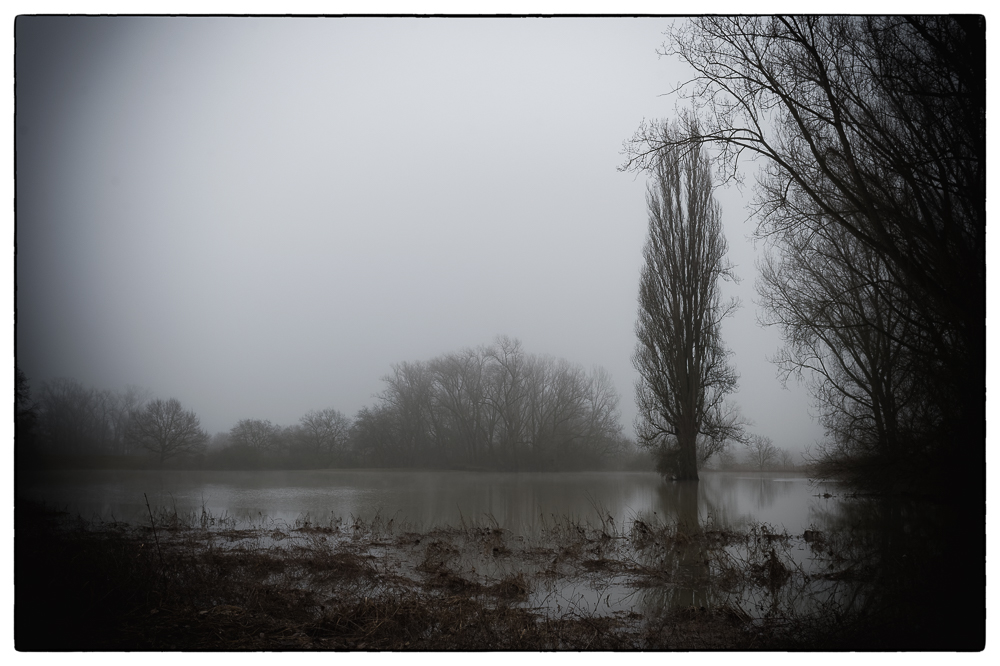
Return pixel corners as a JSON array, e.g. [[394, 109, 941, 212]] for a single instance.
[[15, 16, 826, 455]]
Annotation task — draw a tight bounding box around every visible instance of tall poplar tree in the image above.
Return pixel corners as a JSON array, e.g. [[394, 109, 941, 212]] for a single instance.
[[633, 120, 743, 481]]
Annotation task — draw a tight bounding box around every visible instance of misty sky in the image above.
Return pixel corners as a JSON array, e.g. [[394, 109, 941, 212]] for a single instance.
[[15, 16, 826, 455]]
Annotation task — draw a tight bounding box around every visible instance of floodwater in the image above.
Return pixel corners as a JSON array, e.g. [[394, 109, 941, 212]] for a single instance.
[[18, 466, 976, 645], [16, 468, 844, 536]]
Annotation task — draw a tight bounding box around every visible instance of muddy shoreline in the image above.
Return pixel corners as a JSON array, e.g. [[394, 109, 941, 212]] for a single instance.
[[14, 500, 977, 650]]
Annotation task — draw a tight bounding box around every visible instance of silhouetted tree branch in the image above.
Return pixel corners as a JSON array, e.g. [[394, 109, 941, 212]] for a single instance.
[[624, 16, 984, 487]]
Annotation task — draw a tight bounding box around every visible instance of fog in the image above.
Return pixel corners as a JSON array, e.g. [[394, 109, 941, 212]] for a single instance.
[[15, 16, 824, 455]]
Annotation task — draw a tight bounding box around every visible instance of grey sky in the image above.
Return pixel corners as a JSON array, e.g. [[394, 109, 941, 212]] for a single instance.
[[15, 16, 824, 454]]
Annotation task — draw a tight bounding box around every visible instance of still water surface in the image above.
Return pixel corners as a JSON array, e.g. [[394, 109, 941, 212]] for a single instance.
[[18, 469, 844, 535]]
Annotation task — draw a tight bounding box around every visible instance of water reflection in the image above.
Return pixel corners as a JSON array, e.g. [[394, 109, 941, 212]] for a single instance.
[[633, 486, 980, 648], [19, 467, 976, 646], [656, 480, 700, 532], [18, 469, 842, 537], [19, 469, 845, 537], [641, 481, 714, 610]]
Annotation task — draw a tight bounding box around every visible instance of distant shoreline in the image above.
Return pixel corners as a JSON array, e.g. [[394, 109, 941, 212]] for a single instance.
[[18, 452, 814, 476]]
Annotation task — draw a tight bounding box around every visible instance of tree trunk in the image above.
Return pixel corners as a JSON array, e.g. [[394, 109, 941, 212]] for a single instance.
[[675, 425, 700, 481]]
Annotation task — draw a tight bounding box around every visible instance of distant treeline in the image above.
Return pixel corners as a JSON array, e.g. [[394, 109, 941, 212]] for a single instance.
[[710, 434, 808, 473], [16, 336, 651, 473]]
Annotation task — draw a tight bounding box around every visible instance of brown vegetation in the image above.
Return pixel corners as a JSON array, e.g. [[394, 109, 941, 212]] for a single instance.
[[15, 500, 968, 651]]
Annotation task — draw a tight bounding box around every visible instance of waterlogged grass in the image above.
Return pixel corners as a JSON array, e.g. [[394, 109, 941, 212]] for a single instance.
[[15, 500, 958, 650]]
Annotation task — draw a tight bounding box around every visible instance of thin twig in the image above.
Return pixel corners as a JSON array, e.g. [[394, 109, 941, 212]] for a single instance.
[[144, 492, 165, 569]]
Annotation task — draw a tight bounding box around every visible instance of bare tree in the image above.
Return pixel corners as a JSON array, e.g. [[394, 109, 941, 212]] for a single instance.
[[351, 404, 399, 467], [298, 408, 352, 463], [380, 361, 437, 465], [744, 435, 778, 472], [36, 378, 109, 455], [623, 17, 985, 483], [361, 337, 626, 471], [106, 385, 150, 455], [758, 221, 928, 467], [429, 348, 490, 464], [129, 398, 208, 464], [485, 336, 529, 470], [633, 119, 743, 481], [580, 366, 625, 460], [230, 418, 280, 453]]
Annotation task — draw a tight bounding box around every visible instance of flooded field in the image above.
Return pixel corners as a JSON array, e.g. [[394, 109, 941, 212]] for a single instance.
[[17, 468, 843, 535], [18, 468, 978, 649]]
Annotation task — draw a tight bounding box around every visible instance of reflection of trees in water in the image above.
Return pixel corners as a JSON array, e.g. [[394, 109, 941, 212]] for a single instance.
[[647, 473, 800, 531], [634, 481, 717, 614], [802, 495, 975, 643], [634, 477, 771, 615], [633, 516, 794, 622], [642, 474, 737, 528], [758, 494, 979, 648], [743, 474, 797, 512], [694, 474, 746, 528], [629, 482, 979, 647], [632, 511, 876, 638], [419, 472, 671, 535], [808, 494, 946, 610], [660, 480, 700, 533]]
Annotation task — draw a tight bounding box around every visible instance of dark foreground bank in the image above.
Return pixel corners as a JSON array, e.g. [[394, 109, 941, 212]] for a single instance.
[[15, 500, 982, 651]]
